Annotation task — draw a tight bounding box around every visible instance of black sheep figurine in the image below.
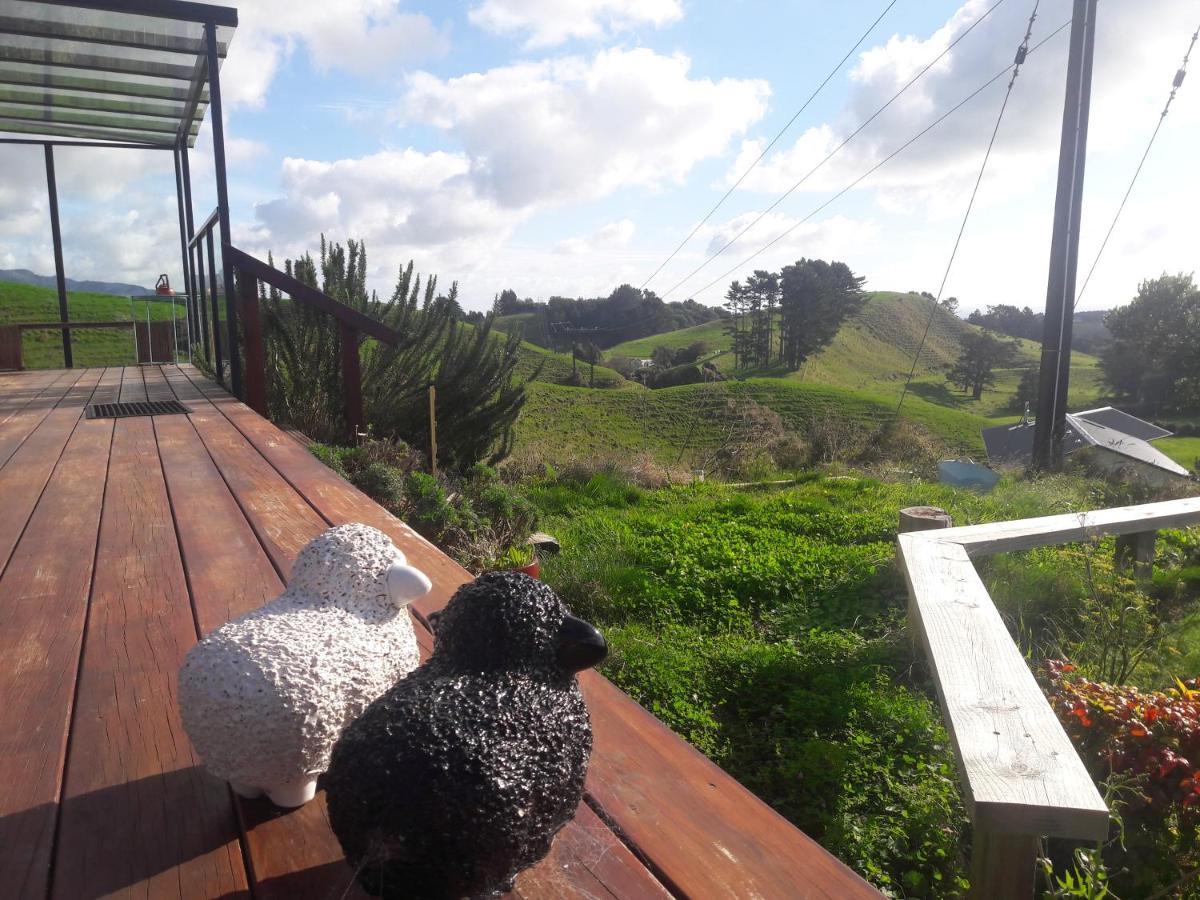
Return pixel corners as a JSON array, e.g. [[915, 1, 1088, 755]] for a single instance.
[[325, 571, 608, 899]]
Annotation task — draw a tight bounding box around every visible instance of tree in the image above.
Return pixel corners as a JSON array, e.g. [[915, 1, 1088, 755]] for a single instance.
[[493, 288, 520, 316], [1014, 366, 1038, 411], [1100, 273, 1200, 410], [966, 304, 1043, 341], [263, 236, 529, 467], [777, 259, 866, 370], [744, 269, 779, 368], [723, 280, 751, 369], [946, 330, 1019, 400], [651, 344, 675, 368], [940, 296, 960, 315]]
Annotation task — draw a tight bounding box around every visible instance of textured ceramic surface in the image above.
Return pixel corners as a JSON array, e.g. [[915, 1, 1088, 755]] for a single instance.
[[326, 571, 608, 898], [179, 524, 431, 806]]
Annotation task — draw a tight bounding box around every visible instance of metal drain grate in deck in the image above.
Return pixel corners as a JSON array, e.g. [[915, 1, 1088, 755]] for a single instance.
[[85, 400, 191, 420]]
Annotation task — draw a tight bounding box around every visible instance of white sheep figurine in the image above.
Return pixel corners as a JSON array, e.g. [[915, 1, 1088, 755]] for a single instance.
[[179, 523, 432, 807]]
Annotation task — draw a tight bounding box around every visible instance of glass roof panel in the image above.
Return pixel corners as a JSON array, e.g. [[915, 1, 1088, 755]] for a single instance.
[[0, 1, 234, 147]]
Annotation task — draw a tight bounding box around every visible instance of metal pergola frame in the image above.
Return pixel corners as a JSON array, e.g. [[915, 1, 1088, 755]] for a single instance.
[[0, 0, 239, 392]]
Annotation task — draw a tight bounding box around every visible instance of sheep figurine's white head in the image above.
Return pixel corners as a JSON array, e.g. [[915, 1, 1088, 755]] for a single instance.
[[288, 523, 433, 618]]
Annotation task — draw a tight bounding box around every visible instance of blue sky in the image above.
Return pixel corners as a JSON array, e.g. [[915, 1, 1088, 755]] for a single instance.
[[1, 0, 1196, 314]]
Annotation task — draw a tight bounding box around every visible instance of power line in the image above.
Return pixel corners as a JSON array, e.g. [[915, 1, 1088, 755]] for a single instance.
[[897, 0, 1042, 415], [1073, 22, 1199, 311], [661, 0, 1011, 300], [686, 17, 1072, 301], [639, 0, 903, 291]]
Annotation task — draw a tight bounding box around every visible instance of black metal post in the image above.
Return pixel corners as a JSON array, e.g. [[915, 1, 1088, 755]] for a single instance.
[[172, 143, 192, 344], [180, 143, 201, 354], [194, 241, 211, 364], [206, 230, 224, 384], [1032, 0, 1099, 470], [43, 143, 72, 368], [205, 21, 241, 397]]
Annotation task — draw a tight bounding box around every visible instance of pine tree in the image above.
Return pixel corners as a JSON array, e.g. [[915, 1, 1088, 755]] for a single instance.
[[262, 235, 528, 466], [777, 259, 865, 370]]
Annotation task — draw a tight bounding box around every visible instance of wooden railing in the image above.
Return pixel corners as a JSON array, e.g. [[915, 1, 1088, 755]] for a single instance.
[[224, 245, 403, 441], [897, 496, 1200, 898]]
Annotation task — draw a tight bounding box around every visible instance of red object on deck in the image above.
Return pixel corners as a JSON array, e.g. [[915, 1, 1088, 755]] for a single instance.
[[155, 273, 174, 296]]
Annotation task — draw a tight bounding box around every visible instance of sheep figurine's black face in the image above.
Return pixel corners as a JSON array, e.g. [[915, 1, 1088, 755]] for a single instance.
[[428, 571, 607, 678], [325, 572, 607, 899]]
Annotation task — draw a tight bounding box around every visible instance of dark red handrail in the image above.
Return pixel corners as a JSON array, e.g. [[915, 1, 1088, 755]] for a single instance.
[[224, 244, 401, 442]]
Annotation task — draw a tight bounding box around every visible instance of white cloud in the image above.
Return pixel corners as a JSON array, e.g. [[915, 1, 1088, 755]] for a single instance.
[[242, 48, 768, 306], [221, 1, 450, 107], [468, 0, 682, 47], [247, 149, 525, 292], [226, 136, 269, 165], [556, 218, 635, 254], [402, 48, 770, 208]]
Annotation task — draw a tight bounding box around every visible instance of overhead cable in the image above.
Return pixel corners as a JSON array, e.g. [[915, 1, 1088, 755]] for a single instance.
[[897, 0, 1042, 415], [1073, 23, 1199, 310], [686, 17, 1072, 301], [661, 0, 1011, 300], [639, 0, 903, 290]]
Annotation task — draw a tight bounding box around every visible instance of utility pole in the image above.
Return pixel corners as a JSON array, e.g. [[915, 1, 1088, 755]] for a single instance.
[[1032, 0, 1099, 470]]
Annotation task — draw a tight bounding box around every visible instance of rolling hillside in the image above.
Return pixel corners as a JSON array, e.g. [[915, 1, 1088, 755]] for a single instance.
[[609, 291, 1106, 418], [0, 280, 181, 367]]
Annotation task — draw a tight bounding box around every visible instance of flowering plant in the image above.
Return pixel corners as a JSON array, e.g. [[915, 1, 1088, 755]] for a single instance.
[[1040, 659, 1200, 815]]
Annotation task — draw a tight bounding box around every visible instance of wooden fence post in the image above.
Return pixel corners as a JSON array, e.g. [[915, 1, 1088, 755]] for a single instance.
[[238, 271, 267, 415], [1114, 530, 1156, 582], [969, 833, 1039, 900], [340, 322, 364, 445], [899, 506, 953, 533], [428, 383, 438, 478]]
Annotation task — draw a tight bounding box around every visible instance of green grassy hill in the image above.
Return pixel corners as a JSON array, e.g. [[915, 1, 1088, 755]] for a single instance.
[[512, 338, 626, 389], [610, 291, 1105, 418], [493, 311, 552, 348], [607, 317, 730, 359], [515, 291, 1200, 471], [511, 377, 994, 466], [1, 280, 180, 367]]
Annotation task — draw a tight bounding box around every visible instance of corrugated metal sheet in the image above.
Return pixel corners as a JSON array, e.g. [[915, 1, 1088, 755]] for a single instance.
[[1073, 407, 1173, 441]]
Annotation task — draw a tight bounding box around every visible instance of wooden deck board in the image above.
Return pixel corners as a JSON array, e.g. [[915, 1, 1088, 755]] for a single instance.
[[52, 416, 249, 898], [0, 367, 880, 900], [0, 386, 115, 897], [0, 368, 110, 578], [0, 368, 87, 469]]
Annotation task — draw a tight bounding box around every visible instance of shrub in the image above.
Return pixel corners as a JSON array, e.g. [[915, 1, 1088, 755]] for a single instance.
[[1040, 661, 1200, 896], [263, 238, 529, 467], [604, 623, 967, 896]]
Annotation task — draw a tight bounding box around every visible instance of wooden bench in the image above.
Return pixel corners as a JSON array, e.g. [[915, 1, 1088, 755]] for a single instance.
[[897, 497, 1200, 898]]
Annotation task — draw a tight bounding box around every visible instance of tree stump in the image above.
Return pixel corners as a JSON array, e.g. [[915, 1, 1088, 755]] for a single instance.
[[899, 506, 953, 534]]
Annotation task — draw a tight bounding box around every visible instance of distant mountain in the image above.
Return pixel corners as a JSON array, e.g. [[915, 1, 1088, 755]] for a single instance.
[[0, 268, 153, 296]]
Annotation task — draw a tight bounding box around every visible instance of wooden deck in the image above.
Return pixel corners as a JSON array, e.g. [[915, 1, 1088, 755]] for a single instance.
[[0, 365, 878, 900]]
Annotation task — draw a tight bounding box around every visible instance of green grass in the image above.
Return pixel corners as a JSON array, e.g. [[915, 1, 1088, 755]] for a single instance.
[[512, 339, 626, 389], [607, 317, 730, 358], [528, 470, 1112, 895], [1155, 436, 1200, 471], [511, 376, 994, 467], [1, 280, 182, 368]]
